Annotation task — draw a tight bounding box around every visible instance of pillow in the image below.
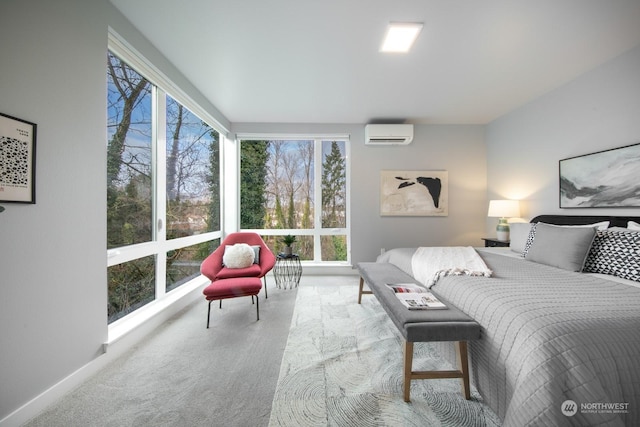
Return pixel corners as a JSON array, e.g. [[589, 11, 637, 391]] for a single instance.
[[580, 221, 610, 231], [628, 221, 640, 231], [522, 223, 538, 257], [583, 229, 640, 282], [552, 221, 609, 230], [509, 223, 533, 255], [524, 222, 597, 271], [222, 243, 256, 269], [522, 221, 607, 256], [609, 226, 632, 232], [251, 245, 261, 264]]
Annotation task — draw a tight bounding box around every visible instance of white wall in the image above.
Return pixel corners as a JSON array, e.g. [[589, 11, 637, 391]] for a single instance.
[[232, 123, 488, 264], [486, 44, 640, 226], [0, 1, 228, 424]]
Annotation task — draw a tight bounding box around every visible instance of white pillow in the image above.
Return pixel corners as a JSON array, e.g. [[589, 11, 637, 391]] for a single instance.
[[533, 221, 609, 230], [628, 221, 640, 231], [567, 221, 610, 231], [222, 243, 256, 269]]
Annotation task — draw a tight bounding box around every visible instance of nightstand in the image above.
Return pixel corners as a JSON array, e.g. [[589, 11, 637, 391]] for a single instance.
[[482, 237, 510, 248]]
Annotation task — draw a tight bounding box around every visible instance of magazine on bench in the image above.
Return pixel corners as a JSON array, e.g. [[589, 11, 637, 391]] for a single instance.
[[387, 283, 447, 310]]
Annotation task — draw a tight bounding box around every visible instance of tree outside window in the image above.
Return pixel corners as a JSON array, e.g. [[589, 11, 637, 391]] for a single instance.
[[240, 138, 348, 262]]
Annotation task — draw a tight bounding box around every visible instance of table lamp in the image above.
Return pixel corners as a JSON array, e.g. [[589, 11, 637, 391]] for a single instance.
[[488, 200, 521, 241]]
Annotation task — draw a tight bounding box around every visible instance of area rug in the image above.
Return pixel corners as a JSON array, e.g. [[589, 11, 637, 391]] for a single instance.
[[268, 282, 502, 427]]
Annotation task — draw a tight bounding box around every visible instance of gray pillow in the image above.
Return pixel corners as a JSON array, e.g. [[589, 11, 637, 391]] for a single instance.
[[525, 223, 597, 271], [509, 223, 533, 255]]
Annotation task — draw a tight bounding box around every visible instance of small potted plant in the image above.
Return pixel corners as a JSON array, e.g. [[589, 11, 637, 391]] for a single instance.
[[280, 234, 297, 256]]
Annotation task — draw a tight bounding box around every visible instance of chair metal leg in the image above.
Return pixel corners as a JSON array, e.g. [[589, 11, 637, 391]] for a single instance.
[[256, 295, 260, 321], [207, 300, 212, 329], [219, 300, 222, 309], [264, 276, 268, 299]]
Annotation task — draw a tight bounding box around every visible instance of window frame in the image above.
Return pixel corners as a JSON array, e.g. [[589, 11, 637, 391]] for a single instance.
[[107, 29, 226, 331], [236, 134, 351, 265]]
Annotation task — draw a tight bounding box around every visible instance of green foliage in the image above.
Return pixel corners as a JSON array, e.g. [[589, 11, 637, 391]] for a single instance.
[[240, 140, 269, 229], [332, 235, 347, 261], [107, 256, 155, 323], [274, 194, 285, 229], [280, 234, 297, 247], [287, 190, 295, 229], [206, 129, 221, 231], [322, 141, 346, 228]]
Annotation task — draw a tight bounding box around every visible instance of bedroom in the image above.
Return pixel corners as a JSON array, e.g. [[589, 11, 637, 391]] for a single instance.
[[1, 0, 640, 425]]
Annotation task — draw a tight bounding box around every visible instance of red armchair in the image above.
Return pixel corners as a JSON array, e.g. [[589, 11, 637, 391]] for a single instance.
[[200, 232, 276, 328]]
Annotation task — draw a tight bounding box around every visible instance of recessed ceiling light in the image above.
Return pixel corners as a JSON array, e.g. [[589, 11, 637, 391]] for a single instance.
[[380, 22, 423, 53]]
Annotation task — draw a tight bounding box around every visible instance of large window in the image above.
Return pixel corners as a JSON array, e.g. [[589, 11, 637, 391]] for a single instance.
[[239, 138, 349, 263], [107, 42, 222, 324]]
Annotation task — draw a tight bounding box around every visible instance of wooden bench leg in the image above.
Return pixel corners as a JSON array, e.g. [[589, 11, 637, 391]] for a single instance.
[[357, 276, 373, 304], [403, 340, 472, 402], [404, 341, 414, 402], [456, 341, 471, 399]]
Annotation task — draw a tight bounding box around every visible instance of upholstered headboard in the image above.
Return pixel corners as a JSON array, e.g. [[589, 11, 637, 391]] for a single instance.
[[530, 215, 640, 228]]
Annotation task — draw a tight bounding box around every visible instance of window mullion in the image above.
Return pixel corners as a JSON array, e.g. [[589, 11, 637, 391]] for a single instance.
[[155, 88, 167, 297], [313, 139, 323, 262]]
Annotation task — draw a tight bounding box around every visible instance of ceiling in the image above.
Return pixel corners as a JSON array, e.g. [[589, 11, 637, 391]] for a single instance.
[[109, 0, 640, 125]]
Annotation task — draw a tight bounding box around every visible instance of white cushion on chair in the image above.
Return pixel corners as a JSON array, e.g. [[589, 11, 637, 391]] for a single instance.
[[223, 243, 256, 269]]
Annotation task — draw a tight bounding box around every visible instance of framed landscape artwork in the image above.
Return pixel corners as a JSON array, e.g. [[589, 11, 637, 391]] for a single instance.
[[559, 142, 640, 208], [380, 170, 448, 216], [0, 112, 37, 204]]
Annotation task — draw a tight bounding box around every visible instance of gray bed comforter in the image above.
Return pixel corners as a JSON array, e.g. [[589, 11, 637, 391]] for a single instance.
[[378, 248, 640, 427]]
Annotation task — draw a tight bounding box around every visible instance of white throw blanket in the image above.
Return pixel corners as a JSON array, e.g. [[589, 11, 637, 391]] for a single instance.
[[411, 246, 492, 288]]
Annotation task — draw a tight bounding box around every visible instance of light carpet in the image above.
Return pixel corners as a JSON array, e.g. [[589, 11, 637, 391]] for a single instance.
[[268, 282, 502, 427]]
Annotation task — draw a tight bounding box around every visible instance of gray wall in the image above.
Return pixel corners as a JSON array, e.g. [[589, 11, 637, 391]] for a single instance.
[[0, 0, 108, 421], [232, 123, 488, 264], [0, 0, 227, 423], [486, 44, 640, 224]]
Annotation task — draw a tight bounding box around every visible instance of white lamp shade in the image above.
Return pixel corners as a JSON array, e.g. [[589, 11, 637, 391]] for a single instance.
[[488, 200, 520, 218]]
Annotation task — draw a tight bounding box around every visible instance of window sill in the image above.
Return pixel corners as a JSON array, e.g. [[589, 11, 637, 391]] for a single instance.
[[106, 275, 209, 349]]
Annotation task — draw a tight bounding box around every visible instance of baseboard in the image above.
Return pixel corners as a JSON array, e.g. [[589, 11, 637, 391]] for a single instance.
[[0, 283, 204, 427], [301, 264, 358, 276]]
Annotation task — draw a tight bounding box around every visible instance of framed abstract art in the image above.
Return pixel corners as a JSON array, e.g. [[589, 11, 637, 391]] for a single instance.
[[559, 143, 640, 208], [380, 170, 448, 216], [0, 112, 37, 204]]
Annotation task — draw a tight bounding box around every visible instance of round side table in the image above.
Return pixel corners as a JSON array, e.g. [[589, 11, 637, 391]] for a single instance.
[[274, 254, 302, 289]]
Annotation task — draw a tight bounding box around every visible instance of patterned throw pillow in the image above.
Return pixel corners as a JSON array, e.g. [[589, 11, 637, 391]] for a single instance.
[[522, 223, 538, 257], [583, 230, 640, 282]]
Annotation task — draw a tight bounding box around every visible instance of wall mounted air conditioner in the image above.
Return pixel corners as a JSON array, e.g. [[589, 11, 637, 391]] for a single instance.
[[364, 124, 414, 145]]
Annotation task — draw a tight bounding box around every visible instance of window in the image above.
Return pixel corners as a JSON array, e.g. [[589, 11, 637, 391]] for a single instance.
[[239, 137, 349, 263], [107, 39, 222, 324]]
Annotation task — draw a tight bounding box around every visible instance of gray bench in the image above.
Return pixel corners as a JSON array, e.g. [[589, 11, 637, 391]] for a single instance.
[[357, 262, 481, 402]]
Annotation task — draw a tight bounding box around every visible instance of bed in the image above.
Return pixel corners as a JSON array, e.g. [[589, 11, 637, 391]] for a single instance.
[[376, 215, 640, 427]]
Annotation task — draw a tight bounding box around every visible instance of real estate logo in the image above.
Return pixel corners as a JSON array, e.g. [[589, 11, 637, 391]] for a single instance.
[[561, 399, 630, 417], [561, 400, 578, 417]]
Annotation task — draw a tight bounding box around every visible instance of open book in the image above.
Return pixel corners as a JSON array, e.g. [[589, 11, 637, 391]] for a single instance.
[[387, 283, 447, 310]]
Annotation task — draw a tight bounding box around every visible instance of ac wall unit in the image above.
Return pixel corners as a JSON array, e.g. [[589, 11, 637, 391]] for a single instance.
[[364, 124, 414, 145]]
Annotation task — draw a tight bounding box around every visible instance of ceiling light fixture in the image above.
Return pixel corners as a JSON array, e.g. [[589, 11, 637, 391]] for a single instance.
[[380, 22, 423, 53]]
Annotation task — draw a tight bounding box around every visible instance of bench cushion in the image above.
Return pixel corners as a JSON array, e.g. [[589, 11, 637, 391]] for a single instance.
[[357, 262, 481, 342]]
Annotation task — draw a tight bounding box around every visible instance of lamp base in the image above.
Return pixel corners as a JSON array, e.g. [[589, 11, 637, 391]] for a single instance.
[[496, 218, 510, 241]]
